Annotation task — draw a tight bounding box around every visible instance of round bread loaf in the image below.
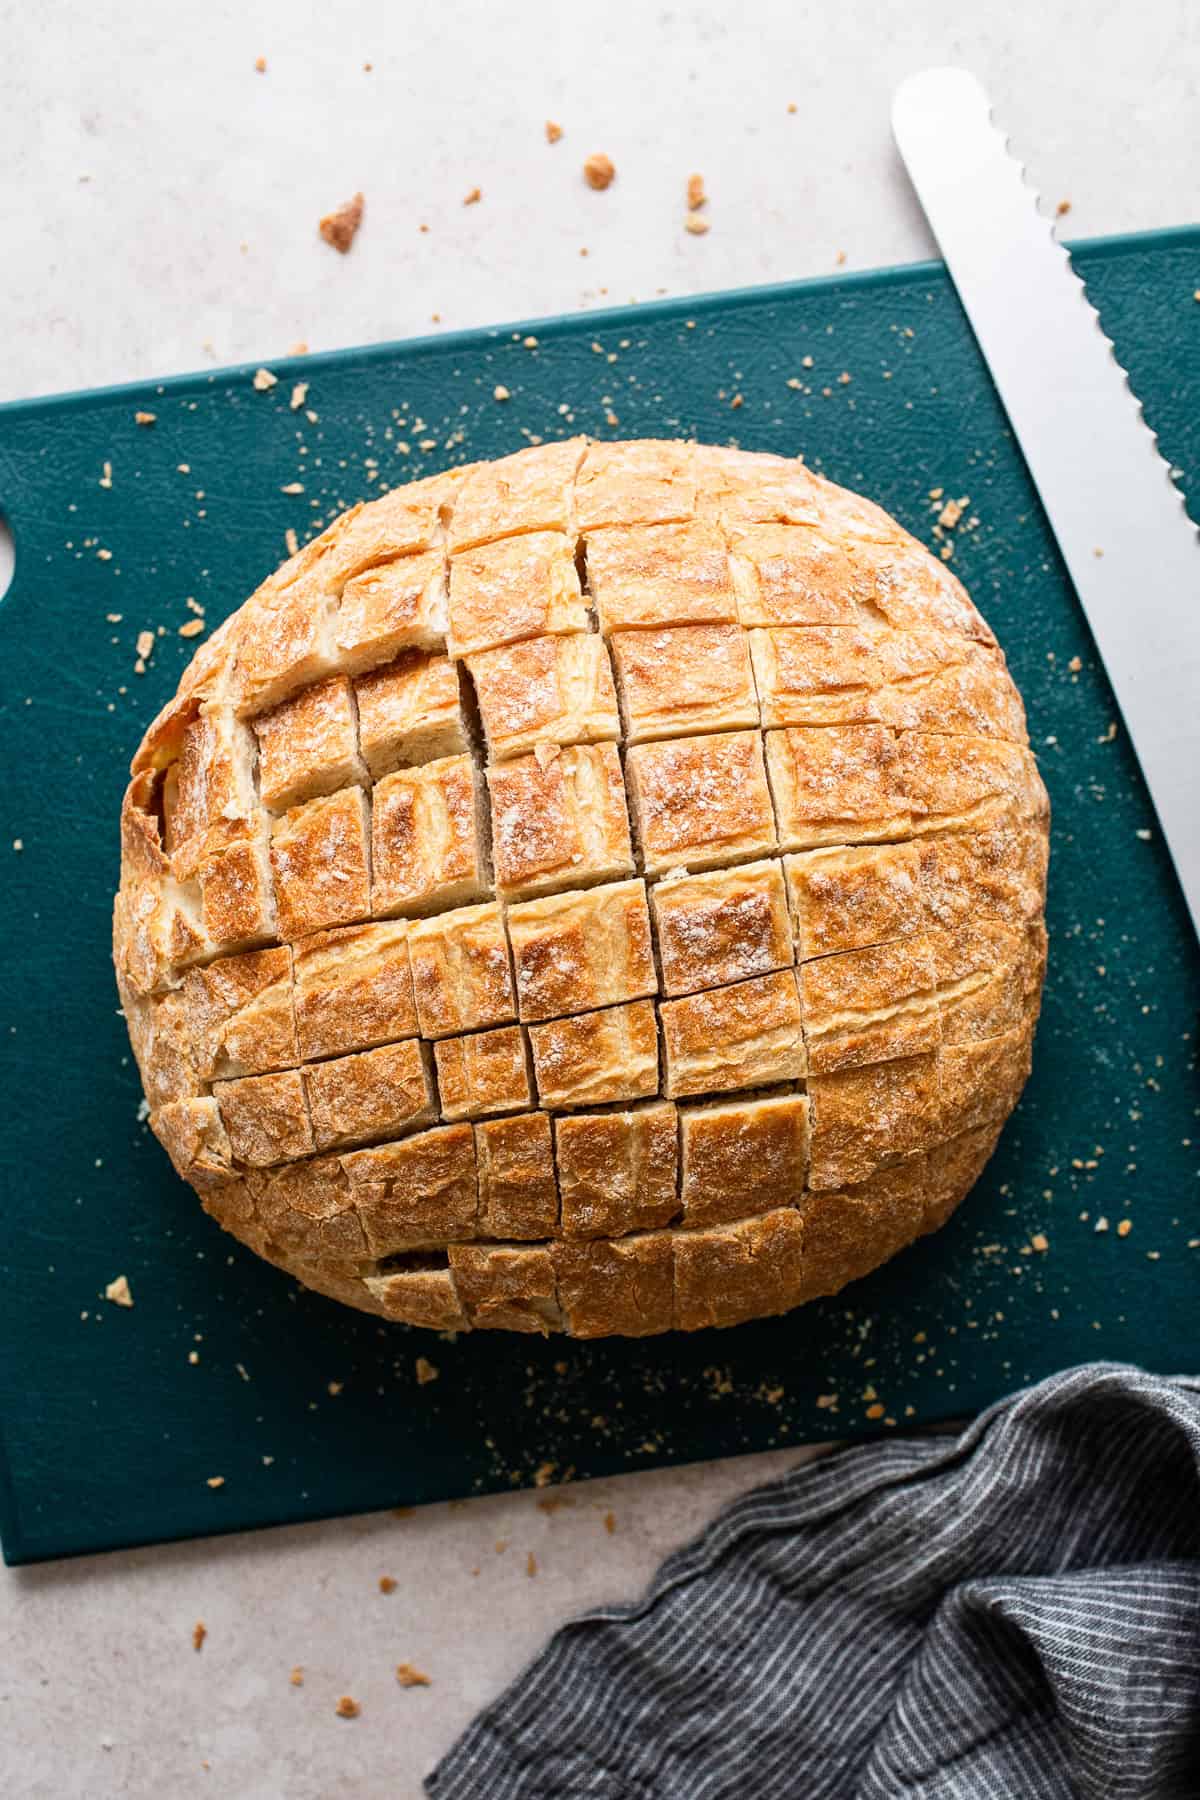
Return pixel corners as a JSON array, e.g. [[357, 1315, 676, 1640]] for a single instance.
[[114, 439, 1048, 1337]]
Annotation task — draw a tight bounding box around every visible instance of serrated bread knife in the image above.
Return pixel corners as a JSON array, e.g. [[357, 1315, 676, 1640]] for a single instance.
[[893, 68, 1200, 940]]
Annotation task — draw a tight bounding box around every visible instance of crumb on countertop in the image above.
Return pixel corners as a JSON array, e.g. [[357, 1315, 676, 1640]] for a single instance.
[[463, 187, 482, 206], [415, 1356, 438, 1386], [105, 1274, 133, 1307], [289, 1667, 304, 1687], [684, 215, 710, 236], [290, 382, 308, 411], [319, 193, 364, 254], [379, 1575, 396, 1594], [526, 1552, 538, 1577], [603, 1510, 616, 1534], [335, 1696, 360, 1719], [583, 153, 615, 191], [396, 1663, 431, 1688], [134, 410, 156, 426], [545, 120, 563, 144], [252, 368, 277, 391], [254, 55, 266, 73], [206, 1476, 225, 1489], [192, 1620, 207, 1652], [686, 173, 706, 211]]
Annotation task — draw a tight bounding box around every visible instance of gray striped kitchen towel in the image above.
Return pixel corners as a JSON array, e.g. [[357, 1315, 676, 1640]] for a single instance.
[[426, 1364, 1200, 1798]]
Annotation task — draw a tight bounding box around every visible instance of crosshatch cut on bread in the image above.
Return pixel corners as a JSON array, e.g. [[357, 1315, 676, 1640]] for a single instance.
[[114, 439, 1048, 1337]]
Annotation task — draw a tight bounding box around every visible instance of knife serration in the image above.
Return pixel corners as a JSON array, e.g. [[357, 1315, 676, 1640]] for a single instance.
[[893, 67, 1200, 939]]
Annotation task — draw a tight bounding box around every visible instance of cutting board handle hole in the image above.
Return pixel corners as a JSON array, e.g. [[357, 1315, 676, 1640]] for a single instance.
[[0, 515, 13, 607]]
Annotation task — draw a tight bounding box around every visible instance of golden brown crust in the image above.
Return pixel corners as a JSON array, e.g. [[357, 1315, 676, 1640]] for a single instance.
[[475, 1112, 559, 1239], [661, 971, 805, 1098], [626, 730, 776, 876], [371, 755, 488, 917], [292, 921, 417, 1061], [552, 1232, 674, 1337], [448, 1243, 562, 1333], [678, 1094, 809, 1228], [674, 1208, 806, 1331], [448, 531, 587, 659], [587, 522, 737, 631], [254, 676, 367, 812], [354, 652, 467, 780], [433, 1025, 532, 1121], [610, 624, 758, 742], [528, 1000, 659, 1109], [270, 787, 371, 940], [488, 742, 634, 900], [117, 440, 1048, 1336], [554, 1102, 678, 1238], [303, 1039, 436, 1151], [406, 902, 515, 1038], [506, 879, 656, 1021], [468, 633, 620, 762], [651, 860, 792, 996]]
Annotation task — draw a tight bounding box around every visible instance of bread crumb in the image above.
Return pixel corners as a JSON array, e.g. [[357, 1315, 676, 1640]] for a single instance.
[[179, 618, 205, 639], [281, 481, 304, 495], [493, 385, 511, 402], [1117, 1218, 1132, 1237], [1056, 199, 1071, 216], [134, 410, 156, 426], [835, 250, 846, 266], [686, 173, 706, 211], [206, 1476, 225, 1489], [1030, 1232, 1049, 1252], [290, 382, 308, 411], [12, 839, 22, 853], [684, 215, 710, 236], [526, 1552, 538, 1577], [603, 1510, 616, 1534], [545, 121, 563, 144], [192, 1621, 207, 1652], [865, 1402, 885, 1420], [583, 154, 615, 191], [254, 55, 266, 73], [787, 101, 797, 114], [816, 1393, 838, 1410], [288, 340, 309, 355], [335, 1696, 360, 1719], [285, 528, 299, 556], [801, 354, 813, 368], [415, 1356, 438, 1385], [188, 1350, 199, 1364], [396, 1662, 431, 1688], [97, 547, 113, 560], [289, 1666, 304, 1687], [319, 193, 364, 254], [379, 1575, 397, 1594], [104, 1274, 133, 1307], [252, 368, 277, 392], [463, 187, 482, 205]]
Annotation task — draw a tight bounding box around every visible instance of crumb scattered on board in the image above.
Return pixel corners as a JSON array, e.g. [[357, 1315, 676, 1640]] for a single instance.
[[415, 1356, 439, 1386], [526, 1552, 538, 1577], [687, 173, 706, 211], [1056, 199, 1071, 216], [206, 1476, 225, 1489], [378, 1575, 396, 1594], [335, 1696, 360, 1719], [134, 410, 155, 426], [463, 187, 482, 206], [104, 1274, 133, 1308], [254, 55, 266, 73], [319, 193, 364, 255], [289, 1667, 304, 1687], [604, 1511, 616, 1534], [545, 120, 563, 144], [396, 1663, 431, 1688], [252, 367, 277, 391], [192, 1621, 207, 1652], [583, 153, 615, 191]]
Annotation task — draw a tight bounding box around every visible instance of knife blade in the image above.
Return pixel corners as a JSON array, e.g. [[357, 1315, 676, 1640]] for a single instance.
[[892, 67, 1200, 940]]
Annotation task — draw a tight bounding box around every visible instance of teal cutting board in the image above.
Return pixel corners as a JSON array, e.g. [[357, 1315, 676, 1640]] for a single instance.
[[1, 228, 1197, 1565]]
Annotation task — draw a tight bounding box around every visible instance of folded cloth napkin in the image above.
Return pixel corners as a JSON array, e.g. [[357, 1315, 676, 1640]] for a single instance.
[[427, 1364, 1200, 1799]]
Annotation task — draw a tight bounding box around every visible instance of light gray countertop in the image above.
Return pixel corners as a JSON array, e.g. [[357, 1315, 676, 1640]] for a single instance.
[[1, 2, 1193, 1792]]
